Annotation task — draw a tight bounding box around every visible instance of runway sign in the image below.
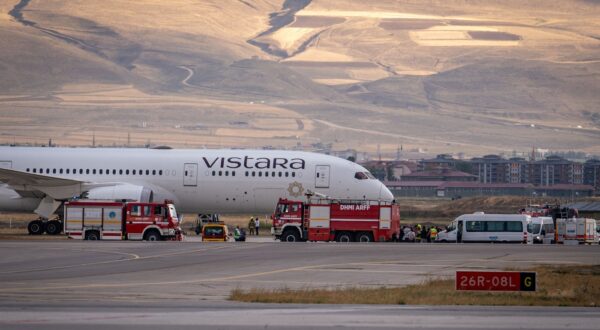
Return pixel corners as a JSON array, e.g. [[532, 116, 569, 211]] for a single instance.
[[456, 271, 536, 291]]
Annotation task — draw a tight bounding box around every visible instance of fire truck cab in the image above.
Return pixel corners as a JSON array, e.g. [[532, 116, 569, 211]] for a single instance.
[[271, 196, 400, 243], [64, 200, 182, 241]]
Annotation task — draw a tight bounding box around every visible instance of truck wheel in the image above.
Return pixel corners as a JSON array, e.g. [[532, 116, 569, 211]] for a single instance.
[[85, 231, 100, 240], [145, 230, 162, 242], [281, 229, 300, 242], [45, 220, 62, 235], [356, 232, 373, 243], [336, 232, 353, 243], [27, 220, 45, 235]]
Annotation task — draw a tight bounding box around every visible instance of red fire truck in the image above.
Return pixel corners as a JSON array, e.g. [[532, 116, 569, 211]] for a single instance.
[[64, 200, 182, 241], [271, 196, 400, 242]]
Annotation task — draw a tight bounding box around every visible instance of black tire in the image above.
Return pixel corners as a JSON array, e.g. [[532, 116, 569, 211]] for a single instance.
[[85, 231, 100, 241], [45, 220, 62, 235], [144, 230, 162, 242], [27, 220, 45, 235], [356, 232, 373, 243], [336, 232, 354, 243], [281, 229, 301, 242]]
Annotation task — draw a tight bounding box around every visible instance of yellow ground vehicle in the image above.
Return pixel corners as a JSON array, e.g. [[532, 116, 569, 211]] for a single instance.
[[201, 223, 229, 242]]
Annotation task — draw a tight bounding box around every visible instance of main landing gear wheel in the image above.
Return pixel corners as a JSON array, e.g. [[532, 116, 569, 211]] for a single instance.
[[45, 220, 62, 235], [27, 220, 45, 235]]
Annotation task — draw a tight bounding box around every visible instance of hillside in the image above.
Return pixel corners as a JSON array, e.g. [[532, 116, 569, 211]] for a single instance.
[[0, 0, 599, 156]]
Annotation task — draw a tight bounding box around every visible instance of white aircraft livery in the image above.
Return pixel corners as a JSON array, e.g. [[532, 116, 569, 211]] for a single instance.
[[0, 146, 393, 222]]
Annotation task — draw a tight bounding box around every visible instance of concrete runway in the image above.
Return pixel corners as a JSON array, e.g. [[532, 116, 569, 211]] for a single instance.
[[0, 240, 598, 329]]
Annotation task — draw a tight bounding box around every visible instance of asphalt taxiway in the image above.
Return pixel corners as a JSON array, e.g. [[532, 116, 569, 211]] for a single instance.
[[0, 241, 598, 329]]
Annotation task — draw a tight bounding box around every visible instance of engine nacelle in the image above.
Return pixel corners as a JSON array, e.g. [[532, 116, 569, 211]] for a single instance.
[[85, 184, 154, 202]]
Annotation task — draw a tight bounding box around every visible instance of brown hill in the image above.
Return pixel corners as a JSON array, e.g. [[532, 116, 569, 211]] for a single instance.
[[0, 0, 599, 156]]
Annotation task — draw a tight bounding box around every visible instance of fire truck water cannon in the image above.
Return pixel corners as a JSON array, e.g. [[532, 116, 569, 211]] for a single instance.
[[271, 195, 400, 243]]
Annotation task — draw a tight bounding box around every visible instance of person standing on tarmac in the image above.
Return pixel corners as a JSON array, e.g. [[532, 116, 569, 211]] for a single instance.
[[254, 217, 260, 235], [248, 217, 256, 235], [415, 224, 422, 242], [430, 226, 438, 242]]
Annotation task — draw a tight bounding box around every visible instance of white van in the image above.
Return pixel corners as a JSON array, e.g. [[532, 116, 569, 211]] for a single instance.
[[436, 213, 530, 243], [527, 217, 555, 244]]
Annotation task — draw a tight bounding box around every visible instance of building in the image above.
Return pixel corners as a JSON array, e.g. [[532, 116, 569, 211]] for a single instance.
[[418, 154, 456, 171], [583, 159, 600, 194], [531, 155, 583, 186], [400, 168, 477, 182], [470, 155, 509, 183]]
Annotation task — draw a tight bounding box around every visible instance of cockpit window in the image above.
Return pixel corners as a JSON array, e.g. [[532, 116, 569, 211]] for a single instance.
[[354, 172, 368, 180], [365, 172, 375, 179]]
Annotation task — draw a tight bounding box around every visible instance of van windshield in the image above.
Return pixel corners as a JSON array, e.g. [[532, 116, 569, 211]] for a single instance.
[[527, 223, 541, 234], [446, 222, 456, 232]]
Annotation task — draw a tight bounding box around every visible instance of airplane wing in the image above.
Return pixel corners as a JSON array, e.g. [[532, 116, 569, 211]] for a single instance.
[[0, 167, 83, 187], [0, 168, 114, 199]]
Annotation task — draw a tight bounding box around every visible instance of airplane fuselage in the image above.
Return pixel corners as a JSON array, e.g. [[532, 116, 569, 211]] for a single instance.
[[0, 147, 393, 215]]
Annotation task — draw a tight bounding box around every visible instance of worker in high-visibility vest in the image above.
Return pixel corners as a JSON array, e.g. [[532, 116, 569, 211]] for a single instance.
[[430, 227, 438, 242]]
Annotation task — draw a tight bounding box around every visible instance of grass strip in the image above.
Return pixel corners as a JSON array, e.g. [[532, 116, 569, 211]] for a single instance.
[[230, 265, 600, 306]]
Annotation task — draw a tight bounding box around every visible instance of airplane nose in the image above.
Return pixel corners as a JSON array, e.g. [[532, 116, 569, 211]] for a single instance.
[[379, 182, 394, 201]]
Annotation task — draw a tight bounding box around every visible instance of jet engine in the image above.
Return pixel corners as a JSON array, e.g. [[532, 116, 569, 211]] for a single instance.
[[84, 184, 154, 202]]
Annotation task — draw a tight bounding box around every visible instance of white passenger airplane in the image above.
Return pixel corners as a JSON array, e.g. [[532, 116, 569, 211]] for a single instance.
[[0, 146, 393, 233]]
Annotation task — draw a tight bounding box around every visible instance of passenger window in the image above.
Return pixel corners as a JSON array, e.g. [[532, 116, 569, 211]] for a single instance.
[[485, 221, 504, 232], [292, 172, 296, 177], [265, 172, 269, 177], [99, 169, 103, 175], [126, 170, 130, 175], [133, 170, 136, 175], [506, 221, 523, 232], [86, 169, 90, 174], [146, 170, 149, 175], [53, 169, 56, 174], [466, 221, 483, 232], [159, 170, 163, 175], [232, 171, 236, 177], [152, 170, 156, 175]]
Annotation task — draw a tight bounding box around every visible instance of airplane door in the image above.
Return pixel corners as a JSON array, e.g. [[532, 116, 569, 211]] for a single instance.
[[315, 165, 330, 188], [0, 161, 12, 169], [183, 163, 198, 186]]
